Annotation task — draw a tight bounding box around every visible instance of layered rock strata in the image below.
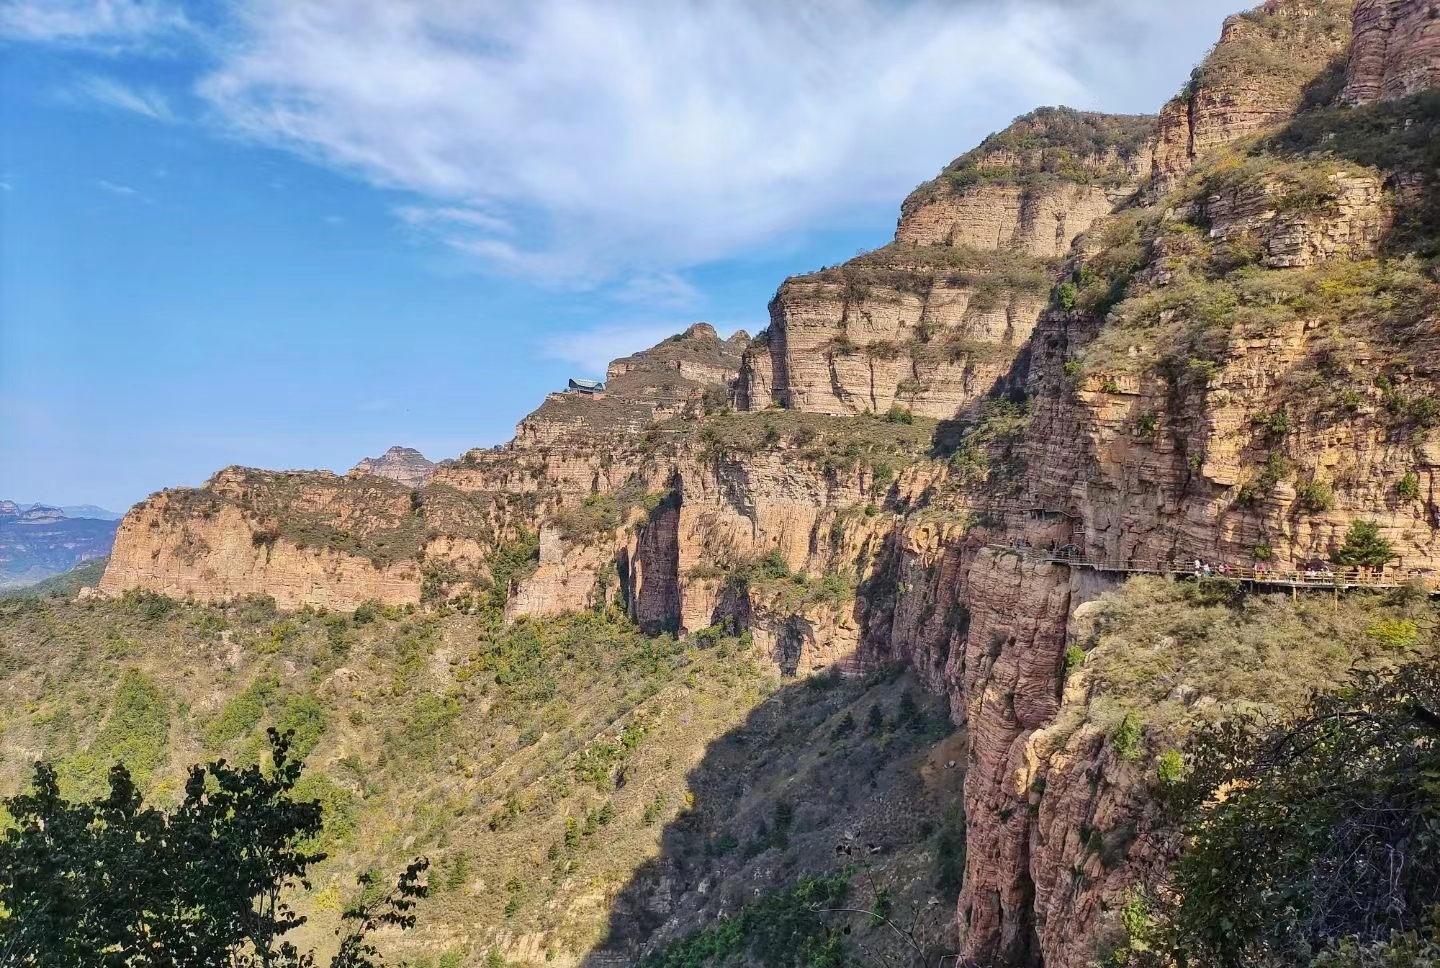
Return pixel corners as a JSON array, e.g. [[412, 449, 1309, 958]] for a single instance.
[[897, 108, 1155, 257], [1151, 0, 1356, 188], [97, 2, 1440, 967], [1343, 0, 1440, 103], [349, 445, 436, 488]]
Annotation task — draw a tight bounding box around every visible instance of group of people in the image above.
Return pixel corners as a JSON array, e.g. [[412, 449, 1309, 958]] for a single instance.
[[1003, 541, 1414, 588]]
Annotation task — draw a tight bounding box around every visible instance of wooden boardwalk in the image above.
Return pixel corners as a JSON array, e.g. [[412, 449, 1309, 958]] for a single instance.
[[987, 545, 1437, 593]]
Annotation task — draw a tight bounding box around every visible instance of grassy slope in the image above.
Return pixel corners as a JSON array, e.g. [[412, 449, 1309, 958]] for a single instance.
[[0, 557, 108, 600], [1060, 577, 1440, 757], [0, 594, 966, 968]]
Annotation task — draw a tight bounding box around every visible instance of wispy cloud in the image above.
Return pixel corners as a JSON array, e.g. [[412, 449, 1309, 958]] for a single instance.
[[541, 322, 685, 377], [611, 272, 701, 311], [96, 178, 140, 196], [6, 0, 1241, 287], [66, 74, 176, 121], [189, 0, 1241, 284], [0, 0, 187, 49], [196, 0, 1234, 284]]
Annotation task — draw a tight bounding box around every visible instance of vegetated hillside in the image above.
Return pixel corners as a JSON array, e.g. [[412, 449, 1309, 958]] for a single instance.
[[0, 557, 109, 600], [0, 586, 964, 968], [0, 503, 118, 589], [38, 0, 1440, 965]]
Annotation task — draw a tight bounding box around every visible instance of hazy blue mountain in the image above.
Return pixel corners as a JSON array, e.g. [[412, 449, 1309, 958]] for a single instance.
[[0, 501, 119, 589], [59, 504, 124, 520]]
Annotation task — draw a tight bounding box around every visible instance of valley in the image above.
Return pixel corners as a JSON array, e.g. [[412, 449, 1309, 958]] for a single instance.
[[3, 0, 1439, 965]]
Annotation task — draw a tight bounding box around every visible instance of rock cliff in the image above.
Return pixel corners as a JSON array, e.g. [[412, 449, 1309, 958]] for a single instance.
[[897, 108, 1156, 257], [349, 445, 436, 488], [97, 0, 1440, 964], [1343, 0, 1440, 103], [1151, 0, 1355, 188]]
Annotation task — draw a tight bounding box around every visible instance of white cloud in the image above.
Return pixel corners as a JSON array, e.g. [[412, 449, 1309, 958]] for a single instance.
[[541, 322, 685, 377], [9, 0, 1242, 286], [194, 0, 1237, 284], [0, 0, 186, 47], [96, 178, 139, 196], [610, 272, 702, 310], [67, 74, 175, 120]]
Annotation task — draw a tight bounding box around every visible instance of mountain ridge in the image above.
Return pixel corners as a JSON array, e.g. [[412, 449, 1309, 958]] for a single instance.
[[21, 1, 1440, 965]]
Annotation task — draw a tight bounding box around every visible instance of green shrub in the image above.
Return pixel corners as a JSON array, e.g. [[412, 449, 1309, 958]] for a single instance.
[[1064, 644, 1087, 675], [637, 875, 851, 968], [1112, 713, 1143, 760], [1253, 544, 1274, 562], [1364, 618, 1420, 648], [1170, 662, 1440, 965], [883, 404, 913, 425], [59, 670, 170, 796], [1255, 408, 1291, 440], [1397, 473, 1422, 502], [1057, 282, 1079, 310], [1296, 479, 1336, 515], [1156, 750, 1185, 786], [1333, 520, 1397, 569]]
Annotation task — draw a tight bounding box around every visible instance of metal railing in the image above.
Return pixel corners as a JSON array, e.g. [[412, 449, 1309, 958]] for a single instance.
[[987, 544, 1437, 592]]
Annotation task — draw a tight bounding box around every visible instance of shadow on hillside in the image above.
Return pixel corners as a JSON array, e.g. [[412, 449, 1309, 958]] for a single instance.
[[577, 665, 967, 968], [1254, 89, 1440, 255]]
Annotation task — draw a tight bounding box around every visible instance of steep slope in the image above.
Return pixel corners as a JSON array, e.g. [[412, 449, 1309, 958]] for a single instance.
[[62, 1, 1440, 966], [738, 108, 1154, 420], [350, 446, 437, 488], [1343, 0, 1440, 104], [1151, 0, 1356, 188], [0, 592, 965, 968]]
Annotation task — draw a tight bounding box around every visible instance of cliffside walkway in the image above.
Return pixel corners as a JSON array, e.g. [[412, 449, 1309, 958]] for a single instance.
[[988, 545, 1437, 593]]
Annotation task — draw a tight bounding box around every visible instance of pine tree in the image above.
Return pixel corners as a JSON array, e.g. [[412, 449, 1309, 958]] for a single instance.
[[1332, 519, 1397, 568]]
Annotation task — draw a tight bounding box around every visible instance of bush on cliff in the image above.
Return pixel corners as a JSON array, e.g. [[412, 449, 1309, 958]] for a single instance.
[[1333, 520, 1397, 569], [1167, 661, 1440, 967]]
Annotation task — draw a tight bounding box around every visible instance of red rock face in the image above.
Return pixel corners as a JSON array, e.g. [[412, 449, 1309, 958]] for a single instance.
[[1152, 1, 1355, 189], [1343, 0, 1440, 103]]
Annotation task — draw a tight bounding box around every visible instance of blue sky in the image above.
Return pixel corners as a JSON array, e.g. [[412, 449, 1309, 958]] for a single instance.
[[0, 0, 1238, 512]]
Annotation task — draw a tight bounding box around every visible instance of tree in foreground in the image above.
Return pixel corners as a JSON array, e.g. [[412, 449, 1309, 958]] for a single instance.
[[0, 728, 427, 967], [1165, 660, 1440, 968]]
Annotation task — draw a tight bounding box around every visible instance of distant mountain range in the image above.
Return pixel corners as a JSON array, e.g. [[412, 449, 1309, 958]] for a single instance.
[[3, 501, 123, 520], [0, 501, 121, 589]]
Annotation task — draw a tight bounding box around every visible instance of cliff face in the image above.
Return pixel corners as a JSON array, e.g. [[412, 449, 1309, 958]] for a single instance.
[[96, 1, 1440, 965], [1152, 0, 1355, 188], [897, 108, 1156, 257], [349, 446, 436, 488], [739, 108, 1151, 421], [1343, 0, 1440, 103], [744, 245, 1053, 418], [98, 470, 430, 610]]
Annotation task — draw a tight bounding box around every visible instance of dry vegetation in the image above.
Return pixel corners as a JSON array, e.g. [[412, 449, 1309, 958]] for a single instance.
[[0, 586, 966, 968], [904, 106, 1156, 208], [1057, 575, 1439, 753]]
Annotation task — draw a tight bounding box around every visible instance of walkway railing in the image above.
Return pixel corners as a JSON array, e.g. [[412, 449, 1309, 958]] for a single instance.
[[987, 545, 1437, 593]]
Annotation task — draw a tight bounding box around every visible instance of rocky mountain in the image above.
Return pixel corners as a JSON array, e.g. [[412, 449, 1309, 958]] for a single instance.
[[349, 445, 437, 488], [21, 0, 1440, 965], [0, 501, 119, 588]]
